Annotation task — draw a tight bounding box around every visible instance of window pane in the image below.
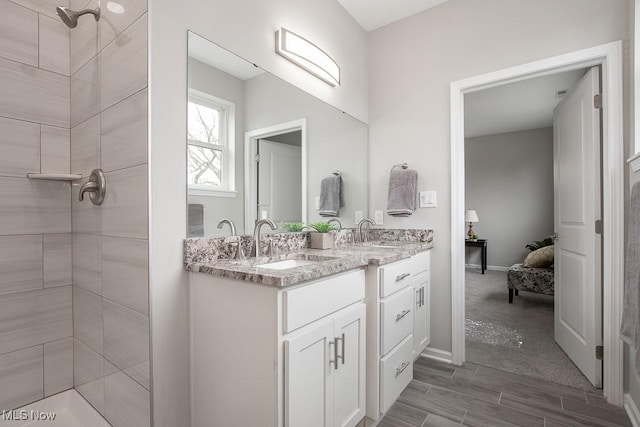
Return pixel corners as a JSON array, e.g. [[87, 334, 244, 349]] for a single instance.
[[187, 145, 222, 187], [188, 101, 221, 144]]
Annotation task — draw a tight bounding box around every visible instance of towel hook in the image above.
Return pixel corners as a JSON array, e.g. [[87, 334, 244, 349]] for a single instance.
[[332, 170, 341, 176], [393, 163, 409, 170]]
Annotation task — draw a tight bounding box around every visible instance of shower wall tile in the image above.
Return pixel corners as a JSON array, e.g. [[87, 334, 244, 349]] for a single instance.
[[0, 346, 43, 410], [74, 338, 118, 415], [71, 55, 100, 127], [0, 235, 42, 295], [69, 0, 98, 75], [70, 114, 100, 176], [101, 88, 148, 172], [0, 117, 40, 177], [99, 0, 147, 50], [102, 165, 148, 239], [43, 233, 72, 287], [39, 14, 70, 76], [72, 179, 102, 234], [73, 286, 103, 354], [0, 57, 69, 127], [0, 286, 71, 355], [0, 177, 71, 235], [102, 236, 148, 315], [72, 233, 101, 294], [104, 371, 150, 427], [103, 299, 149, 388], [100, 13, 147, 111], [0, 0, 38, 66], [124, 360, 149, 391], [44, 337, 73, 397], [41, 126, 71, 174], [10, 0, 68, 19]]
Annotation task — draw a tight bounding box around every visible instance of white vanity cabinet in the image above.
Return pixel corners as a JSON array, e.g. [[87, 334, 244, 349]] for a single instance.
[[365, 250, 430, 424], [190, 268, 366, 427]]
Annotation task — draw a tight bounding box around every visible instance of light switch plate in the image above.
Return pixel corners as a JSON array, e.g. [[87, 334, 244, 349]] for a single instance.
[[315, 196, 320, 210], [261, 210, 268, 219], [419, 191, 437, 208], [374, 210, 384, 225], [355, 210, 363, 223]]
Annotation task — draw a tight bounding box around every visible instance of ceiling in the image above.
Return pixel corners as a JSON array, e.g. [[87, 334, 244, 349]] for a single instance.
[[464, 69, 587, 139], [337, 0, 449, 31]]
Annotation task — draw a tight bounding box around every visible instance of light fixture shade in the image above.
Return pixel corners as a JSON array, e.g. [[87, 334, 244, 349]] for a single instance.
[[465, 209, 479, 223], [275, 28, 341, 87]]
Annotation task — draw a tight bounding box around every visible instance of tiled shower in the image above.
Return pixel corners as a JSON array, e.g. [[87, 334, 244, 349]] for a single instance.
[[0, 0, 150, 425]]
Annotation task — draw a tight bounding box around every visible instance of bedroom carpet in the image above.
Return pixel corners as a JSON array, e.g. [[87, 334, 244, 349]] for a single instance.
[[465, 268, 596, 391]]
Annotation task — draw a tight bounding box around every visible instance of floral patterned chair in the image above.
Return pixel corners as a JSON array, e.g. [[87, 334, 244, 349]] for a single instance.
[[507, 263, 554, 303]]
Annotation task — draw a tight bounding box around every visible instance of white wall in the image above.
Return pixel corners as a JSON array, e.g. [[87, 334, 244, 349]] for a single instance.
[[368, 0, 630, 353], [465, 128, 554, 268], [148, 1, 368, 425]]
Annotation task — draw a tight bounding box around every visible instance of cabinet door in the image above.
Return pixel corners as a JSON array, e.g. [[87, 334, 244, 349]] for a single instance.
[[333, 304, 366, 427], [413, 272, 430, 357], [285, 318, 335, 427]]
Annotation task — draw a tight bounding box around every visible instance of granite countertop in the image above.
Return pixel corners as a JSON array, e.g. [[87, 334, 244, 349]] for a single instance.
[[188, 240, 433, 288]]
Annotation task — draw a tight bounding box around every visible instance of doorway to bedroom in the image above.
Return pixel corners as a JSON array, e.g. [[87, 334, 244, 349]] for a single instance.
[[462, 67, 601, 392]]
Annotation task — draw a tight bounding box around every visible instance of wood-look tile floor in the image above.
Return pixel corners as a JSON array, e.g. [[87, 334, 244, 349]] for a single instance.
[[379, 357, 631, 427]]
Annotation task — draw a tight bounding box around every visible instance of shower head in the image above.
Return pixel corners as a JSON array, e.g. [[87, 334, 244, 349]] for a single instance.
[[55, 6, 100, 29]]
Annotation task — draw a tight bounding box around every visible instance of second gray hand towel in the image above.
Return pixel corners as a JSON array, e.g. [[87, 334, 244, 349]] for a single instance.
[[319, 174, 344, 217], [386, 164, 417, 216]]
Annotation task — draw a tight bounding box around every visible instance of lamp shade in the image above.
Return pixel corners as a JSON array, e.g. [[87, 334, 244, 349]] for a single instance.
[[465, 209, 479, 223]]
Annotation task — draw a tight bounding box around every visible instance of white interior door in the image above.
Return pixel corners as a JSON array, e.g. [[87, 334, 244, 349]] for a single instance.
[[258, 140, 302, 223], [553, 66, 602, 387]]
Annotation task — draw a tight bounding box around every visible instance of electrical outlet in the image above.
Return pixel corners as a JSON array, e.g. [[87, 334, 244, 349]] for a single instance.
[[355, 210, 363, 223], [315, 196, 320, 210], [261, 210, 268, 219], [419, 191, 437, 208], [374, 210, 384, 225]]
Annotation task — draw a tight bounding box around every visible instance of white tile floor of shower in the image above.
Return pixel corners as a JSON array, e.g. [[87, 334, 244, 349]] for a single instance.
[[0, 390, 109, 426]]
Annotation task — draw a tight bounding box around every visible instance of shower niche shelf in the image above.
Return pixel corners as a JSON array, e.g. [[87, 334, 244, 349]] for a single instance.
[[27, 173, 83, 181]]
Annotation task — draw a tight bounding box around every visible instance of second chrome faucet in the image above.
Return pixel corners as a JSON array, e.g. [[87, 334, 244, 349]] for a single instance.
[[251, 219, 278, 257]]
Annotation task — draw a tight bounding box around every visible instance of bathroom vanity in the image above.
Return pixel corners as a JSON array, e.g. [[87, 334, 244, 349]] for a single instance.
[[186, 230, 433, 427]]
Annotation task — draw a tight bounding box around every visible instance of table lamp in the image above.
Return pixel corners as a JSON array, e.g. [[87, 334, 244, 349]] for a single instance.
[[465, 209, 479, 239]]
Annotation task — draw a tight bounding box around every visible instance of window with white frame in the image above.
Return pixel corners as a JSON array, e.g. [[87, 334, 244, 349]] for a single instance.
[[187, 90, 236, 196]]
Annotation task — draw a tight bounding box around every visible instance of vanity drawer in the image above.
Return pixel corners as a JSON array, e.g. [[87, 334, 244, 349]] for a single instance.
[[380, 286, 414, 355], [380, 335, 413, 413], [283, 269, 365, 333], [380, 258, 413, 298], [410, 250, 430, 275]]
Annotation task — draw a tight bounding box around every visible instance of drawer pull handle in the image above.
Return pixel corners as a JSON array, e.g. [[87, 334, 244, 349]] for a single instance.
[[336, 333, 345, 365], [396, 309, 411, 321], [396, 273, 410, 282], [396, 361, 411, 376]]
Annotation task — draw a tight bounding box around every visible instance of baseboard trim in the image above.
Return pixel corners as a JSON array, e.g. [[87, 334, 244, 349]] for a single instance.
[[420, 347, 453, 364], [625, 394, 640, 427], [465, 264, 510, 272]]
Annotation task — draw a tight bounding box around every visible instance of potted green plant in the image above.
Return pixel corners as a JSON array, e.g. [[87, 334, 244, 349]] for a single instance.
[[282, 222, 305, 232], [309, 221, 336, 249]]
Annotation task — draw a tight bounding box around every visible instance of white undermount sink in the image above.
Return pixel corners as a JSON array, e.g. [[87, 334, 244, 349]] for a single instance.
[[257, 259, 318, 270]]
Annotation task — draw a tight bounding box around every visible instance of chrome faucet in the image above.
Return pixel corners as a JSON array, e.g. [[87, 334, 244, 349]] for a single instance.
[[327, 218, 343, 230], [357, 218, 376, 243], [217, 218, 237, 236], [251, 219, 278, 257]]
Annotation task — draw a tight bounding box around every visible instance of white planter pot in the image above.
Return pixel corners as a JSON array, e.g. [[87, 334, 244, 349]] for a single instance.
[[310, 233, 333, 250]]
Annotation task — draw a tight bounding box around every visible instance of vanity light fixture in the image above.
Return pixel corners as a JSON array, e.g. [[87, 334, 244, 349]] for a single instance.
[[275, 28, 341, 87]]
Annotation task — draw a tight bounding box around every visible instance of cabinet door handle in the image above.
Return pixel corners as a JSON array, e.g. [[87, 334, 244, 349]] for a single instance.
[[396, 273, 410, 282], [416, 289, 421, 308], [329, 340, 337, 370], [396, 309, 411, 321], [420, 287, 425, 306], [335, 333, 345, 365], [396, 361, 411, 376]]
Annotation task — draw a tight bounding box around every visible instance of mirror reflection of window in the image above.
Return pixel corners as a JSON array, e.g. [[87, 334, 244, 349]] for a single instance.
[[187, 90, 235, 193]]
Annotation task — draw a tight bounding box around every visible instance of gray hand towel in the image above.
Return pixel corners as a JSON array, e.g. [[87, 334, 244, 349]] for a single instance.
[[386, 165, 417, 217], [319, 175, 344, 217], [188, 203, 204, 237], [622, 182, 640, 372]]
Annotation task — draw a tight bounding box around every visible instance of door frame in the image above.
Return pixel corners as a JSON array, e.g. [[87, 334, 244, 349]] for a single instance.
[[450, 41, 624, 404], [244, 119, 307, 232]]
